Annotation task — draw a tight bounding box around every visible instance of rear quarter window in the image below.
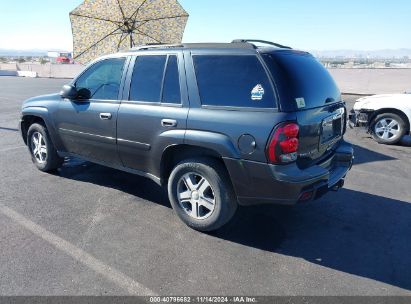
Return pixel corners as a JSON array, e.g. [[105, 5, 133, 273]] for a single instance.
[[193, 55, 276, 108], [262, 52, 341, 111]]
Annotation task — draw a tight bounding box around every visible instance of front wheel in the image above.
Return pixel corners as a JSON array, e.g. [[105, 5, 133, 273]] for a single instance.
[[27, 123, 63, 172], [371, 113, 407, 145], [167, 158, 238, 232]]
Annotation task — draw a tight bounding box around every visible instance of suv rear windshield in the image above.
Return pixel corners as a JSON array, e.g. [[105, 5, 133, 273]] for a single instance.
[[262, 51, 341, 111]]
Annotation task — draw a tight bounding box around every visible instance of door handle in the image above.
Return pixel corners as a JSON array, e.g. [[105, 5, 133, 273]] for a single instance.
[[100, 113, 112, 120], [161, 119, 177, 128]]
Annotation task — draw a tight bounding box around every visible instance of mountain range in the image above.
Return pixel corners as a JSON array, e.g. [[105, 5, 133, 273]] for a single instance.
[[0, 49, 59, 57], [310, 49, 411, 59]]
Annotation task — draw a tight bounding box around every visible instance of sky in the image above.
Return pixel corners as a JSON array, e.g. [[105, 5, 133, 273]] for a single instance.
[[0, 0, 410, 51]]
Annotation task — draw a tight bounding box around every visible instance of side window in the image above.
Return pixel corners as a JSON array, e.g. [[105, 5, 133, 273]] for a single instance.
[[162, 56, 181, 104], [193, 55, 276, 108], [129, 55, 167, 102], [75, 58, 126, 100]]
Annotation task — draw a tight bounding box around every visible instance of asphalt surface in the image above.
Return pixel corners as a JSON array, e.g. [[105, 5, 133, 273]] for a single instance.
[[0, 76, 410, 296]]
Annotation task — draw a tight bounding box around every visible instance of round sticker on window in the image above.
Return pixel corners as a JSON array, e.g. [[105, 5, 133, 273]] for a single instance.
[[251, 84, 265, 101]]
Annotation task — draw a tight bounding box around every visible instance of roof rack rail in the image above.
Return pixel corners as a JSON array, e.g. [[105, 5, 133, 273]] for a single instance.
[[130, 43, 184, 51], [231, 39, 292, 49]]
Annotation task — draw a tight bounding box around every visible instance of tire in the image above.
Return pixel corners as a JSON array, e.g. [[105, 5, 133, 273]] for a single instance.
[[27, 123, 64, 172], [371, 113, 407, 145], [167, 157, 238, 232]]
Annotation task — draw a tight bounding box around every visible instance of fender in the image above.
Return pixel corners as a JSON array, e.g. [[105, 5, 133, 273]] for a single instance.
[[21, 106, 65, 151], [184, 130, 241, 159], [148, 129, 186, 177], [153, 129, 242, 185], [369, 108, 411, 131], [145, 129, 241, 180], [182, 130, 259, 196]]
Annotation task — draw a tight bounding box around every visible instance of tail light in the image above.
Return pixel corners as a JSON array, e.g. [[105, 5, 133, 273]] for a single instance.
[[266, 122, 299, 164]]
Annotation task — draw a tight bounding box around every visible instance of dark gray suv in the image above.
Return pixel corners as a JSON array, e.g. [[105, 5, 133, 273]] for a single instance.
[[19, 40, 354, 231]]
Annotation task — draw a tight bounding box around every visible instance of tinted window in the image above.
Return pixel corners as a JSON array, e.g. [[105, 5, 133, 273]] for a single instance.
[[193, 55, 276, 108], [76, 58, 125, 100], [262, 52, 340, 110], [162, 56, 181, 104], [130, 56, 166, 102]]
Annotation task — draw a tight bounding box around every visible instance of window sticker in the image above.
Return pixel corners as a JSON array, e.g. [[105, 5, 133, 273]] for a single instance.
[[251, 84, 265, 101], [296, 97, 306, 108]]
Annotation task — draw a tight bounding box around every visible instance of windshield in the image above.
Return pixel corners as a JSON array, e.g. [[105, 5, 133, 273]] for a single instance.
[[262, 51, 341, 111]]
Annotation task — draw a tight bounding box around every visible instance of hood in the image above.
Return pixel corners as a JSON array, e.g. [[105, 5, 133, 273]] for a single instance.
[[357, 94, 403, 102], [22, 93, 61, 108], [354, 93, 411, 110]]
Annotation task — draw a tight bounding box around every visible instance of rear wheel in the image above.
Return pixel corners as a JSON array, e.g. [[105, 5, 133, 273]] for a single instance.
[[167, 158, 237, 232], [27, 123, 63, 172], [371, 113, 406, 145]]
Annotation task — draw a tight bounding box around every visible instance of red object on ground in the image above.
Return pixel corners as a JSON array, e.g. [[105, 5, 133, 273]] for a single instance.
[[56, 56, 70, 64]]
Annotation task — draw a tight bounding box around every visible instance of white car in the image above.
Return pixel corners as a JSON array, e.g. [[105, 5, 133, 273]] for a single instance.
[[349, 93, 411, 144]]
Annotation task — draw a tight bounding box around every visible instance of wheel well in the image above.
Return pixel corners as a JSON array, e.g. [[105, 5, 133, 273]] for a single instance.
[[370, 108, 410, 132], [160, 145, 227, 185], [21, 115, 45, 145]]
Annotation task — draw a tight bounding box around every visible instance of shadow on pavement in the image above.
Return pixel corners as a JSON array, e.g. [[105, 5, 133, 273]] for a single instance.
[[56, 157, 171, 208], [213, 189, 411, 291], [351, 144, 396, 165], [56, 156, 411, 291]]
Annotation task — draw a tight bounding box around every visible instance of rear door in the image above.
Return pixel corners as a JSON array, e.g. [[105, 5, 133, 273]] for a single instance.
[[184, 50, 292, 164], [262, 51, 346, 167], [117, 52, 188, 174]]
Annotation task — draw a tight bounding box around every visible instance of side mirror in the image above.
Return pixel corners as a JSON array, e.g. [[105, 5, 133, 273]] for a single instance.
[[60, 85, 92, 100], [77, 88, 92, 100], [60, 84, 78, 99]]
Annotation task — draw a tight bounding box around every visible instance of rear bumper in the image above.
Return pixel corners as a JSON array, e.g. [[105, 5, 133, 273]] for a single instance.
[[224, 141, 354, 206]]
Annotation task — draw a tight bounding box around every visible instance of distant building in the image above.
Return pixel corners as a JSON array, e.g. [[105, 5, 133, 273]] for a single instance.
[[47, 51, 73, 64]]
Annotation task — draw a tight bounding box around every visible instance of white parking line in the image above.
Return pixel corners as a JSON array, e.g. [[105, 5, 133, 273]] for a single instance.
[[0, 203, 157, 296], [0, 146, 26, 152]]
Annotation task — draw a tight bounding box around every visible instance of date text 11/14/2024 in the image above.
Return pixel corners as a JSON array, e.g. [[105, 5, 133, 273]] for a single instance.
[[149, 296, 258, 303]]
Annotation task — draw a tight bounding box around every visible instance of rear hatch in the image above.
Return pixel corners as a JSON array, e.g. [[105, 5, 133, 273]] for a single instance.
[[262, 50, 346, 168]]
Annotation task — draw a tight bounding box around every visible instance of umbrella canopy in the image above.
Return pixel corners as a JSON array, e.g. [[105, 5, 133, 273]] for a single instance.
[[70, 0, 189, 64]]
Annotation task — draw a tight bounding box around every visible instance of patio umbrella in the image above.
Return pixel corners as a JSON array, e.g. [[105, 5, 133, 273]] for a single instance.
[[69, 0, 189, 64]]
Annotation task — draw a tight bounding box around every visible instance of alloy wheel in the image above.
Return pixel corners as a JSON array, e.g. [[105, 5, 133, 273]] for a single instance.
[[374, 118, 401, 140], [31, 132, 47, 164], [177, 172, 216, 220]]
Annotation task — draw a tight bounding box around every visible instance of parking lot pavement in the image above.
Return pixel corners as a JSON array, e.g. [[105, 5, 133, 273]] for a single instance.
[[0, 77, 410, 296]]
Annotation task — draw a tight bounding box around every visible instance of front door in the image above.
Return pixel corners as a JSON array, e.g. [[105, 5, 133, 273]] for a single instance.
[[117, 53, 188, 174], [56, 57, 127, 166]]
